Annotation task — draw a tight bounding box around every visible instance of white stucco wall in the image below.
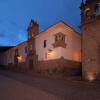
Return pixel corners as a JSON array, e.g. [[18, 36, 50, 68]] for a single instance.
[[15, 42, 28, 63], [72, 31, 81, 62], [35, 28, 62, 61], [35, 22, 81, 62], [0, 51, 11, 66], [1, 42, 28, 65], [6, 49, 14, 65], [0, 22, 81, 66]]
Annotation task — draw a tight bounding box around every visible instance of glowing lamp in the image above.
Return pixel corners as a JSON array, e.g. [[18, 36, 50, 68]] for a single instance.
[[73, 52, 81, 61], [17, 56, 23, 62], [48, 49, 55, 56]]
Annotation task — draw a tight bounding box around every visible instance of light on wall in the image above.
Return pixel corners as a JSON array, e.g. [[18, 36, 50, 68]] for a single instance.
[[86, 72, 96, 81], [17, 56, 23, 62], [73, 52, 81, 62], [48, 49, 55, 56]]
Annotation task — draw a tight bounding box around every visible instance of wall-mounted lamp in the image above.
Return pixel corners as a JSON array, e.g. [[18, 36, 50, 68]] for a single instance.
[[17, 56, 23, 62], [48, 49, 54, 56]]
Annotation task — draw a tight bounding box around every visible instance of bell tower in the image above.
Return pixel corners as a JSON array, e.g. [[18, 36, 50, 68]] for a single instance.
[[80, 0, 100, 25], [27, 20, 39, 70], [80, 0, 100, 81], [27, 20, 39, 40]]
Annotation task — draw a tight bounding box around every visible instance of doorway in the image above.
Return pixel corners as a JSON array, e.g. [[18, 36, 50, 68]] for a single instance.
[[29, 59, 34, 69], [14, 56, 18, 67]]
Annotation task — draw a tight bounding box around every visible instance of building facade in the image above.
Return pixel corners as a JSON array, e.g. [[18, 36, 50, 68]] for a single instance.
[[0, 42, 28, 70], [0, 0, 100, 80], [80, 0, 100, 80], [0, 21, 81, 76]]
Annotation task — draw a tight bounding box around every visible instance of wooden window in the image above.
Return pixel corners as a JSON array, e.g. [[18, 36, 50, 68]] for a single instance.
[[53, 33, 66, 48], [44, 40, 47, 48], [55, 33, 65, 42]]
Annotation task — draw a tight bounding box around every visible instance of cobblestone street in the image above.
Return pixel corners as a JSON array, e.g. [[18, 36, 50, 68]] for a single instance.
[[0, 69, 100, 100]]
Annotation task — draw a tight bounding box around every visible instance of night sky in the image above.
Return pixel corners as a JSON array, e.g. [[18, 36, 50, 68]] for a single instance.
[[0, 0, 82, 46]]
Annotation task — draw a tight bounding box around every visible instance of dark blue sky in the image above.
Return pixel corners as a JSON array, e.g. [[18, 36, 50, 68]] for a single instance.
[[0, 0, 81, 46]]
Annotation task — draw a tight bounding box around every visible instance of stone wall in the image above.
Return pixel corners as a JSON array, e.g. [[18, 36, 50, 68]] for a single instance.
[[3, 58, 81, 77], [81, 18, 100, 80], [36, 58, 81, 76], [5, 62, 29, 72]]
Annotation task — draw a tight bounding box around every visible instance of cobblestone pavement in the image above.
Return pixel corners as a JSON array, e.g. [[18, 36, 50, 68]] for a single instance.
[[0, 69, 100, 100]]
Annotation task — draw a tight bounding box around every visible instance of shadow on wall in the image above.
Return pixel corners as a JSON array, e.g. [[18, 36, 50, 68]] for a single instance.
[[78, 64, 82, 76]]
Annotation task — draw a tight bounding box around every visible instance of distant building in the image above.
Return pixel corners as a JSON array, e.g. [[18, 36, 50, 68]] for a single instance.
[[80, 0, 100, 80], [0, 21, 81, 76]]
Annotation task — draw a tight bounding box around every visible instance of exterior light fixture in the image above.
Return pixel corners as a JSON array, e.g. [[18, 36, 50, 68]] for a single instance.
[[17, 56, 23, 62], [48, 49, 54, 56]]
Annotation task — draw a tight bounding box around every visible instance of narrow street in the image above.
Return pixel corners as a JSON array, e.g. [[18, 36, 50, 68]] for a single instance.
[[0, 69, 100, 100]]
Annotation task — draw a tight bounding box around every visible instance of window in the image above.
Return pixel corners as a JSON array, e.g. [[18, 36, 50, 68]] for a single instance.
[[96, 4, 100, 11], [44, 40, 47, 48], [53, 33, 66, 48], [96, 3, 100, 16], [55, 33, 65, 42], [25, 46, 27, 53], [55, 35, 58, 41], [15, 49, 18, 55]]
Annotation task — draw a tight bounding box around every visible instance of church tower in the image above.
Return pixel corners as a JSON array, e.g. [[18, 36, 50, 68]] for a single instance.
[[80, 0, 100, 81], [27, 20, 39, 40], [27, 20, 39, 69]]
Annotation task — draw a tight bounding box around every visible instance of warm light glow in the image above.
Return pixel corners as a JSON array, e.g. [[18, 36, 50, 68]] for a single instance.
[[17, 56, 23, 62], [86, 72, 95, 81], [48, 49, 55, 56], [84, 8, 90, 12], [73, 52, 81, 61]]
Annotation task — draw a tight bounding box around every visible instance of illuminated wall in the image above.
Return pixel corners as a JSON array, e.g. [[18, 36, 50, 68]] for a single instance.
[[1, 42, 27, 65], [15, 42, 28, 63], [0, 22, 81, 68], [35, 22, 81, 62]]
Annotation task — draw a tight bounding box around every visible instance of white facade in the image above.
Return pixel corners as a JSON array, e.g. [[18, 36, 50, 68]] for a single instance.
[[1, 42, 27, 65], [0, 21, 81, 66], [35, 22, 81, 62]]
